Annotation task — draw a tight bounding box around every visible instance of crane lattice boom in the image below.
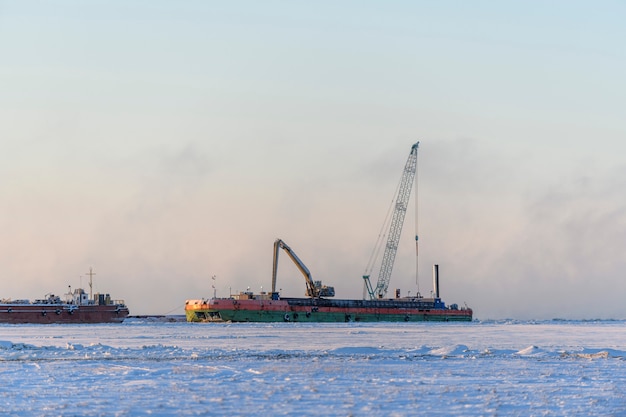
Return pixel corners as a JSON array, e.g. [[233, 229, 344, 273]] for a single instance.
[[365, 142, 419, 299]]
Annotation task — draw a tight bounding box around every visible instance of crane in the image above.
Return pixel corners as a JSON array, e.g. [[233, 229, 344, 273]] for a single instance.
[[363, 142, 419, 299], [272, 238, 335, 298]]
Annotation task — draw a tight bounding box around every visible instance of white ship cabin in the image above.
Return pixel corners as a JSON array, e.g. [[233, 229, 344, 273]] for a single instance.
[[67, 288, 115, 306], [71, 289, 90, 305]]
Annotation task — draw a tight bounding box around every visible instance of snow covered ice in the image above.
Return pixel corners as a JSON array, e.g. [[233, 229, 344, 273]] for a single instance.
[[1, 320, 626, 416]]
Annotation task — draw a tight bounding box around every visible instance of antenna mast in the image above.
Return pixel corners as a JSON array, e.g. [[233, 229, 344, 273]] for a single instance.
[[86, 267, 96, 300]]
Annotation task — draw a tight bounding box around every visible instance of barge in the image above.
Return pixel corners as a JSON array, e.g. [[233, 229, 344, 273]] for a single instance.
[[186, 271, 472, 323], [0, 268, 129, 324]]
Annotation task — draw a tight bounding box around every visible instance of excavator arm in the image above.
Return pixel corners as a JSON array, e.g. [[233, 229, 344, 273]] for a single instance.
[[272, 239, 335, 298]]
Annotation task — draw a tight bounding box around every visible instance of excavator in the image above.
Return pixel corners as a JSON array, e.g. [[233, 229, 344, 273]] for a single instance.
[[271, 238, 335, 299]]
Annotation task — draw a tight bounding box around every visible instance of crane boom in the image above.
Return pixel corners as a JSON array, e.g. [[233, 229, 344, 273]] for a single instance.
[[364, 142, 419, 299]]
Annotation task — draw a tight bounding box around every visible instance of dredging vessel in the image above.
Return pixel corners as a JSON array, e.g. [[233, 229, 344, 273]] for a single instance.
[[186, 240, 471, 322], [0, 268, 129, 324], [186, 142, 472, 323]]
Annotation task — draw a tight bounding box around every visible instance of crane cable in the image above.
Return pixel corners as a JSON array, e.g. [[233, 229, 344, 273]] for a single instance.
[[363, 179, 401, 278], [414, 148, 420, 297]]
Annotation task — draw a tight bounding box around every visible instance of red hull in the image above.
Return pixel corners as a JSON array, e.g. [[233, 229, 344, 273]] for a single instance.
[[187, 297, 473, 322], [0, 304, 129, 324]]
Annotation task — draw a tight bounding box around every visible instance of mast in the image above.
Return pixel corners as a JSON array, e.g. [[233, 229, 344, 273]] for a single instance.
[[86, 267, 96, 300]]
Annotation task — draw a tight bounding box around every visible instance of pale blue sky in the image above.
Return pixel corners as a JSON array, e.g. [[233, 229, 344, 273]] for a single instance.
[[1, 1, 625, 318]]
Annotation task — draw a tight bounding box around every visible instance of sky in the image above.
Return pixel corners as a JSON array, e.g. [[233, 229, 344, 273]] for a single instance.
[[1, 1, 625, 319]]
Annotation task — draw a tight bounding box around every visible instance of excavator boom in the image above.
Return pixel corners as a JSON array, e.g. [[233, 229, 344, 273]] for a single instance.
[[272, 239, 335, 298]]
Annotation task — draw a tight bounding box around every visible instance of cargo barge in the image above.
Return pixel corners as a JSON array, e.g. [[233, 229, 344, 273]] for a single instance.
[[186, 279, 471, 323], [186, 142, 472, 323], [186, 241, 471, 322], [0, 269, 129, 324]]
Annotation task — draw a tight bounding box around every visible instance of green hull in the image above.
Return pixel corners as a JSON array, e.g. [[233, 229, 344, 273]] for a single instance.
[[186, 308, 472, 323], [186, 296, 473, 323]]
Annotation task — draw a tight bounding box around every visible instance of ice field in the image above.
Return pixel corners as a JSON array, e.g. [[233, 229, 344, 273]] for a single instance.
[[1, 320, 626, 416]]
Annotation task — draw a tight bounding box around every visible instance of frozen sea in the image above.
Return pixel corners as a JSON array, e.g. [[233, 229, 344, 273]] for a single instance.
[[1, 320, 625, 416]]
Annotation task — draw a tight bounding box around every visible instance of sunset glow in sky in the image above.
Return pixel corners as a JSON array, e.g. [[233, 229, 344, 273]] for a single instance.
[[2, 1, 625, 318]]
